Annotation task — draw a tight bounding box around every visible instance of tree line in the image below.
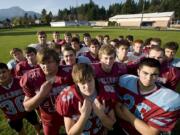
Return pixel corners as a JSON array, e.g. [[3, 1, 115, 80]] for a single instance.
[[11, 0, 180, 26]]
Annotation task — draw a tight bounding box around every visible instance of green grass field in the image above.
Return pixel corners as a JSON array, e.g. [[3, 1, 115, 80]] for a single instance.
[[0, 26, 180, 62], [0, 26, 180, 135]]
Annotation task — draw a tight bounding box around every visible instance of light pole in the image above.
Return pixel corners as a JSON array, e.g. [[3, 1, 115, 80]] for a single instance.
[[75, 0, 79, 25], [140, 0, 145, 29]]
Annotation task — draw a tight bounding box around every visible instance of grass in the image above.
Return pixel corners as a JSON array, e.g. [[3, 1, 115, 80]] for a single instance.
[[0, 26, 179, 135], [0, 26, 180, 63]]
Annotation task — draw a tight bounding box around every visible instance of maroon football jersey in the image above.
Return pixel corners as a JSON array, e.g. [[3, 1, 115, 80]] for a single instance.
[[0, 78, 26, 120], [92, 62, 127, 87], [15, 60, 39, 77], [56, 83, 115, 135], [158, 62, 180, 90], [83, 51, 99, 63], [20, 66, 73, 125]]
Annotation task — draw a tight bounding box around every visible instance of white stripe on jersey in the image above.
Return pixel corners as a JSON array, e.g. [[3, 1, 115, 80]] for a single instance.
[[149, 118, 167, 126]]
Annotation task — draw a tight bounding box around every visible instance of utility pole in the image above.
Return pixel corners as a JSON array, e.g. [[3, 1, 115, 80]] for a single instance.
[[140, 0, 145, 29], [75, 0, 79, 25]]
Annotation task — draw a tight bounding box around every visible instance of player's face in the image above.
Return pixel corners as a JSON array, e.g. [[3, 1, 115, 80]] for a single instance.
[[13, 51, 24, 62], [84, 36, 91, 45], [63, 50, 76, 65], [165, 48, 176, 60], [138, 66, 159, 87], [38, 34, 47, 45], [39, 57, 58, 76], [133, 43, 143, 54], [148, 50, 164, 64], [25, 52, 37, 64], [89, 44, 99, 55], [100, 54, 115, 72], [0, 68, 11, 84], [117, 46, 128, 57], [77, 77, 95, 97], [53, 33, 60, 41], [71, 41, 80, 51], [103, 37, 109, 44], [65, 36, 72, 43]]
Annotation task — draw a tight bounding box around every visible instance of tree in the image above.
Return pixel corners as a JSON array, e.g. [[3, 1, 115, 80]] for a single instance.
[[41, 9, 47, 23], [121, 0, 137, 14]]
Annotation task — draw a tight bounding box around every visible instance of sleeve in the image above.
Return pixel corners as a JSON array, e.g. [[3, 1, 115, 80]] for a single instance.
[[164, 67, 180, 90], [20, 73, 36, 97], [147, 110, 179, 132], [15, 63, 22, 77], [55, 89, 75, 118]]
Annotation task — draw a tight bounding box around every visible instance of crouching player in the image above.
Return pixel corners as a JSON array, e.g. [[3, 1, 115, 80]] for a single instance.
[[56, 63, 116, 135], [116, 58, 180, 135], [0, 63, 41, 135]]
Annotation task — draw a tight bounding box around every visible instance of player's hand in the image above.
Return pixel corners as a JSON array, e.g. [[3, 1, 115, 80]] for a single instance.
[[78, 98, 92, 118], [92, 98, 105, 117], [39, 80, 52, 98]]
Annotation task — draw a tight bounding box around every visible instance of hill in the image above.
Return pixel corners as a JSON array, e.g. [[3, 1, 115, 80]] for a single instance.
[[0, 6, 40, 20]]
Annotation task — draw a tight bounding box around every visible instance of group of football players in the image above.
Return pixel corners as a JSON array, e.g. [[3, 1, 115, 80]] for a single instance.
[[0, 31, 180, 135]]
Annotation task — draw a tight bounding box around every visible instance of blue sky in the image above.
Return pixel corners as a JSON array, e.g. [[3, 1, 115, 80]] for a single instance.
[[1, 0, 125, 15]]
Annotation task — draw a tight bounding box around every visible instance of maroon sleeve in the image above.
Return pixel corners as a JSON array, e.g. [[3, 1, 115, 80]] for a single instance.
[[15, 63, 22, 77], [55, 87, 76, 117], [20, 73, 36, 97], [163, 67, 180, 90]]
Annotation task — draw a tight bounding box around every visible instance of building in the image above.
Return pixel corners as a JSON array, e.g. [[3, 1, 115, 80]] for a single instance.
[[109, 11, 174, 28], [90, 21, 108, 27], [50, 21, 77, 27]]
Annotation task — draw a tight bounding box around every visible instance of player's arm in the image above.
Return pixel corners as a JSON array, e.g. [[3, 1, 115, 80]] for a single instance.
[[115, 103, 160, 135], [23, 80, 52, 111], [92, 99, 116, 130], [64, 99, 92, 135]]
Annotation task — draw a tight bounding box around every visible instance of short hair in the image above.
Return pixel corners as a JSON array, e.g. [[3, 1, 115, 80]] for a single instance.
[[104, 35, 110, 39], [71, 37, 80, 44], [115, 39, 130, 49], [98, 45, 116, 59], [64, 32, 72, 37], [144, 37, 153, 46], [126, 35, 134, 42], [138, 58, 161, 71], [164, 41, 179, 51], [62, 46, 76, 55], [37, 31, 46, 36], [150, 38, 161, 46], [0, 63, 8, 70], [53, 31, 60, 35], [96, 34, 103, 39], [133, 39, 144, 45], [91, 38, 100, 46], [149, 46, 165, 55], [48, 43, 61, 50], [36, 49, 59, 64], [10, 48, 23, 56], [72, 63, 94, 84], [72, 33, 80, 40], [83, 33, 91, 38], [23, 47, 37, 55]]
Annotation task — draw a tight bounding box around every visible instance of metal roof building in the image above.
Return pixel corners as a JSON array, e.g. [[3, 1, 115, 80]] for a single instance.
[[109, 11, 175, 28]]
